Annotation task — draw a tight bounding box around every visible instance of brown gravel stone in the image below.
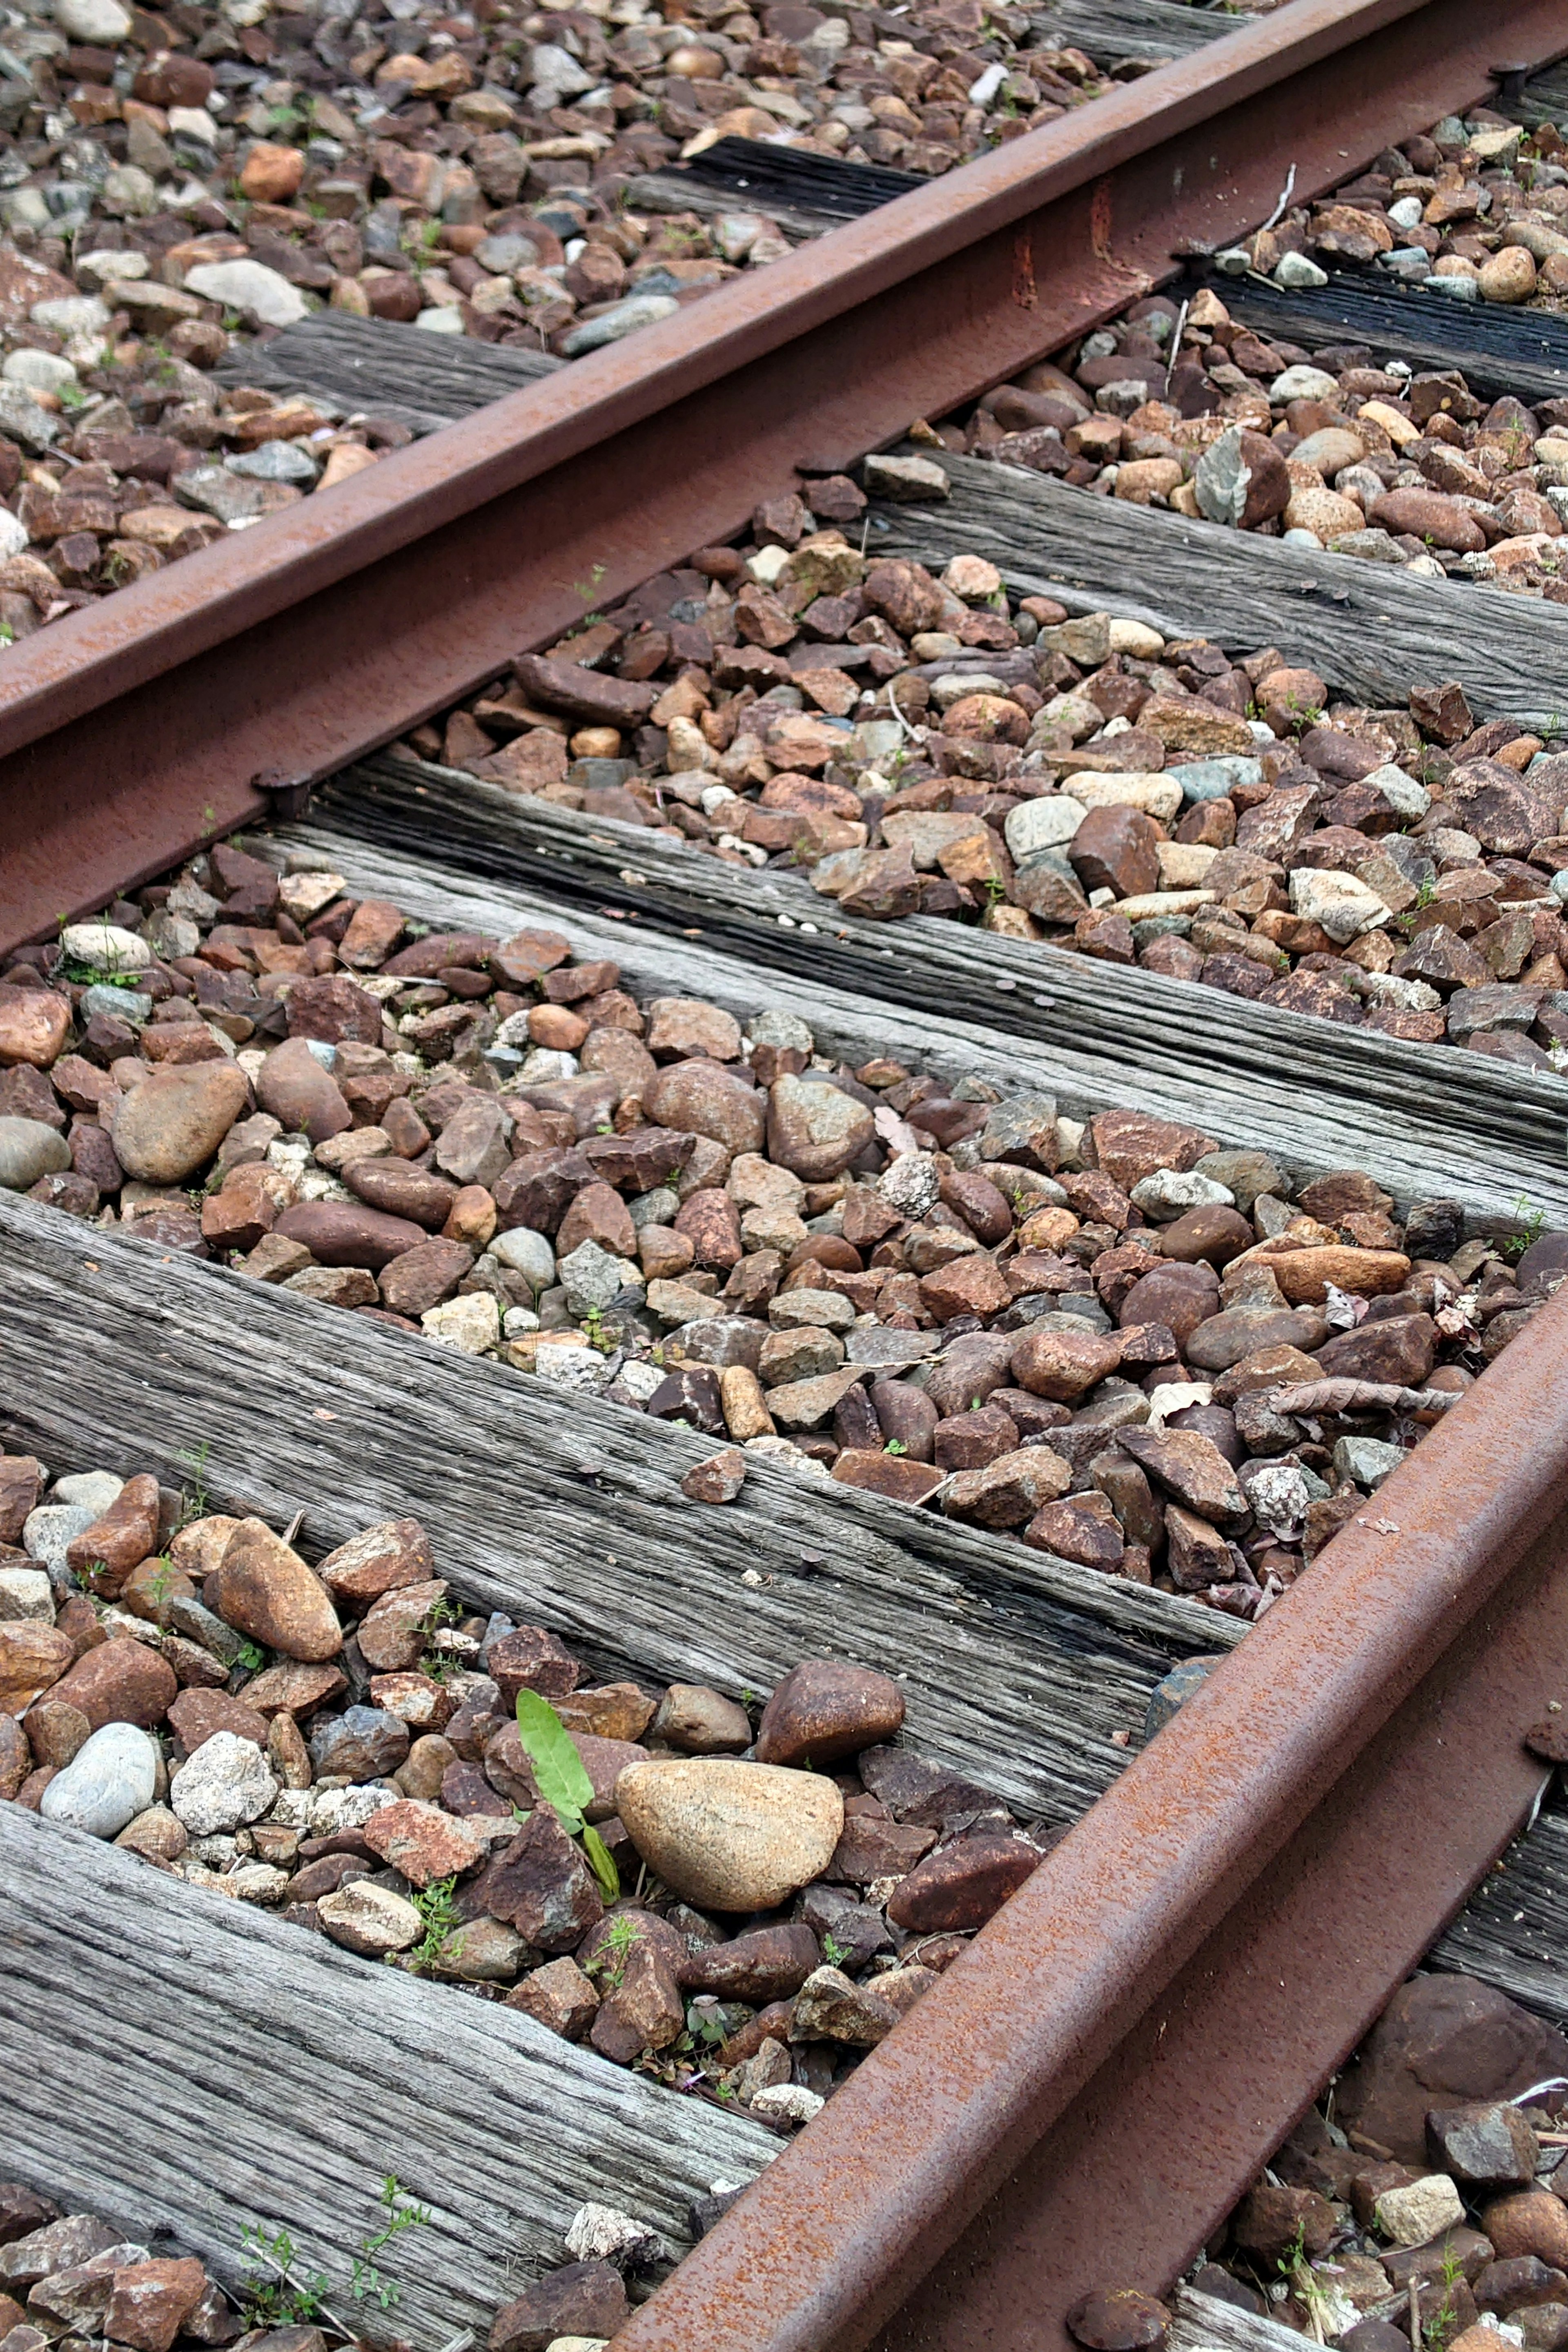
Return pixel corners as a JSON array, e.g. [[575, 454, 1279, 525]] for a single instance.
[[51, 1636, 177, 1729], [205, 1520, 344, 1662], [755, 1660, 905, 1767]]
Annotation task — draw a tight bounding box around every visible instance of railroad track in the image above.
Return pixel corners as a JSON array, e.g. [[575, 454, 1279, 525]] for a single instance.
[[8, 1, 1568, 2349]]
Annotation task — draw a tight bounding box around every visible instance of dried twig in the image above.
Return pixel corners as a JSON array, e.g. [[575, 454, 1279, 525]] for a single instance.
[[1266, 1379, 1460, 1419]]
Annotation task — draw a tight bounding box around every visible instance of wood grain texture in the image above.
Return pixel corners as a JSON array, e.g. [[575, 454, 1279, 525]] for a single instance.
[[1222, 274, 1568, 410], [0, 1804, 773, 2348], [215, 314, 561, 436], [1035, 0, 1230, 60], [1171, 2287, 1306, 2352], [0, 1196, 1232, 1830], [870, 449, 1568, 731], [1429, 1810, 1568, 2028], [315, 761, 1568, 1229]]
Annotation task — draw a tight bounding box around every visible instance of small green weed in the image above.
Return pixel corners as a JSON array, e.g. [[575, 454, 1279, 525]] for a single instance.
[[404, 1877, 460, 1975], [512, 1688, 621, 1899], [1501, 1193, 1546, 1263]]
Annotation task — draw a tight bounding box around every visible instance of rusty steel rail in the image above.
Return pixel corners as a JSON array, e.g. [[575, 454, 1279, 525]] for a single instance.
[[4, 0, 1567, 955], [620, 1282, 1568, 2352]]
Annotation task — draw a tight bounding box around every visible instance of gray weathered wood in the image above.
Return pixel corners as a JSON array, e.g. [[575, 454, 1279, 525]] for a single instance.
[[0, 1196, 1235, 1831], [1221, 274, 1568, 411], [1171, 2287, 1305, 2352], [216, 313, 561, 436], [1502, 66, 1568, 131], [623, 171, 844, 240], [869, 449, 1568, 732], [0, 1804, 772, 2348], [1032, 0, 1231, 62], [317, 760, 1568, 1227], [1428, 1807, 1568, 2029]]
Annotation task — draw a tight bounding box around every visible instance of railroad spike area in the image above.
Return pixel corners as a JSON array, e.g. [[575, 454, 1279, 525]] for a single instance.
[[18, 2, 1568, 2350]]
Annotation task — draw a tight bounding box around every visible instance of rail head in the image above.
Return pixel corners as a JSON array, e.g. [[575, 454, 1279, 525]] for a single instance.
[[613, 1277, 1568, 2352], [0, 0, 1488, 763]]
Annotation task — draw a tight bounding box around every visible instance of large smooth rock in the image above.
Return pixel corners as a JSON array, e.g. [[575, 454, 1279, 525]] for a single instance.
[[614, 1757, 844, 1911], [204, 1517, 344, 1660], [39, 1721, 157, 1836], [112, 1062, 249, 1182], [0, 1117, 71, 1190], [766, 1074, 874, 1181], [1336, 1975, 1568, 2164]]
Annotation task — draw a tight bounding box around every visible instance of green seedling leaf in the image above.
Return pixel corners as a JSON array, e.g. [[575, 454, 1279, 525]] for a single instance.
[[581, 1823, 621, 1902], [513, 1688, 594, 1833]]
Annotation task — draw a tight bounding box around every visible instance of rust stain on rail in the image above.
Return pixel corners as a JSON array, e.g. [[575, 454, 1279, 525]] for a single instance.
[[619, 1281, 1568, 2352], [0, 0, 1564, 950]]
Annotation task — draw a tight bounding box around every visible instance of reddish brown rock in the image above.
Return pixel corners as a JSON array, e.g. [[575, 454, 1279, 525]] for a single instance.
[[102, 2261, 208, 2352], [63, 1473, 163, 1596], [1087, 1111, 1218, 1189], [679, 1922, 821, 2001], [0, 1455, 41, 1546], [886, 1832, 1042, 1931], [487, 1624, 580, 1704], [360, 1797, 492, 1886], [356, 1578, 446, 1673], [755, 1659, 905, 1767], [1337, 1975, 1568, 2165], [343, 1159, 459, 1228], [316, 1519, 436, 1604], [204, 1519, 344, 1662], [505, 1954, 599, 2040], [0, 1621, 74, 1713], [377, 1238, 473, 1317], [1009, 1325, 1123, 1400], [0, 986, 69, 1069], [166, 1687, 268, 1751], [51, 1636, 178, 1729], [489, 2260, 628, 2352], [274, 1200, 426, 1269], [472, 1807, 604, 1951]]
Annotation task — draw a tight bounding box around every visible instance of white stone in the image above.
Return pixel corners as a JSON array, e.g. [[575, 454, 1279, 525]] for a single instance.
[[1372, 2173, 1465, 2247], [559, 292, 679, 356], [529, 1340, 607, 1390], [53, 0, 131, 38], [0, 509, 26, 561], [876, 1151, 940, 1221], [1361, 762, 1431, 820], [1062, 771, 1184, 822], [52, 1469, 124, 1511], [22, 1500, 99, 1573], [559, 1240, 641, 1317], [564, 2205, 670, 2269], [1107, 617, 1164, 658], [30, 294, 110, 338], [1004, 796, 1085, 860], [743, 1434, 832, 1481], [169, 1730, 278, 1836], [41, 1723, 158, 1838], [1129, 1169, 1235, 1220], [1273, 252, 1329, 289], [1156, 841, 1218, 888], [421, 1293, 501, 1354], [490, 1227, 556, 1290], [1269, 364, 1340, 404], [1113, 890, 1216, 922], [0, 1567, 54, 1619], [1288, 866, 1391, 944], [185, 261, 308, 326], [58, 920, 151, 974], [4, 350, 76, 393], [318, 1880, 423, 1956], [862, 452, 949, 503], [416, 306, 466, 334], [751, 2084, 825, 2122]]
